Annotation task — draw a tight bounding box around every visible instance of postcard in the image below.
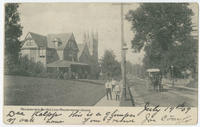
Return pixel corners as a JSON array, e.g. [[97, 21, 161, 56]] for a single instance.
[[3, 2, 198, 125]]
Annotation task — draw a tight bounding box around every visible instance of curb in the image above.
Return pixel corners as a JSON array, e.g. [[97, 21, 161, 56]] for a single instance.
[[165, 83, 197, 92], [134, 77, 197, 92], [75, 79, 105, 85], [119, 86, 135, 107], [127, 86, 135, 106]]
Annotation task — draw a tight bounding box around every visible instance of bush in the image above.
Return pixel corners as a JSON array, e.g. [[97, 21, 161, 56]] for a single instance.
[[186, 79, 198, 88], [4, 55, 65, 80], [46, 72, 59, 79], [5, 56, 46, 76]]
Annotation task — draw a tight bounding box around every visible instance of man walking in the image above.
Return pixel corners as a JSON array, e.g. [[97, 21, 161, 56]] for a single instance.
[[105, 78, 112, 100]]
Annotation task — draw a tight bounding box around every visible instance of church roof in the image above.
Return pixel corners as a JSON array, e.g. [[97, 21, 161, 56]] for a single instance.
[[77, 43, 86, 58]]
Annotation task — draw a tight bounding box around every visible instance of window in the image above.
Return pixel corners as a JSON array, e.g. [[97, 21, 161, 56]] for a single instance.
[[39, 49, 45, 57], [26, 40, 30, 46], [30, 40, 34, 45], [55, 41, 58, 48], [26, 40, 34, 46]]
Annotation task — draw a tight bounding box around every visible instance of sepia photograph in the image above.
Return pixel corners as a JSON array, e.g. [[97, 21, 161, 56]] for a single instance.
[[2, 2, 199, 125]]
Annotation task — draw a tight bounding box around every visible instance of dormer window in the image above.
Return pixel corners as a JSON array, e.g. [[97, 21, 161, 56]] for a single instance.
[[52, 38, 62, 48]]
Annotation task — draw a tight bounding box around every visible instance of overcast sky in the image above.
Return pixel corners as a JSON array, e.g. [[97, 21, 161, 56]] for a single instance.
[[18, 3, 198, 64]]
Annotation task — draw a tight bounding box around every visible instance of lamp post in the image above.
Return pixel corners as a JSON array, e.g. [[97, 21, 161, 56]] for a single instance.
[[171, 65, 174, 87], [113, 2, 131, 100]]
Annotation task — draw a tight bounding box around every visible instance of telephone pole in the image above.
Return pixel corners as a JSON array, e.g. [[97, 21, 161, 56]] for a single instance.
[[121, 3, 127, 99]]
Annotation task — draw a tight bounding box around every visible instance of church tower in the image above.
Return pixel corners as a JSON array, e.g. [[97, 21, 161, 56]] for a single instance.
[[92, 31, 98, 61], [82, 31, 99, 79], [83, 31, 98, 60], [83, 32, 90, 46]]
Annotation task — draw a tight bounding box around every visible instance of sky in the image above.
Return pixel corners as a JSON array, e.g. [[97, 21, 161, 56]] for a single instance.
[[18, 3, 198, 65]]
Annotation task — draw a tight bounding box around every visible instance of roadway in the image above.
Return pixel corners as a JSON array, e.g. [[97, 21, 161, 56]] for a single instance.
[[128, 77, 198, 107]]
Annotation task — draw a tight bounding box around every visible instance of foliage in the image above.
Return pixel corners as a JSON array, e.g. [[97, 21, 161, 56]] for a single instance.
[[5, 56, 46, 76], [126, 3, 197, 77], [126, 61, 146, 78], [5, 3, 23, 73], [101, 50, 121, 78], [88, 57, 101, 79], [186, 79, 198, 88]]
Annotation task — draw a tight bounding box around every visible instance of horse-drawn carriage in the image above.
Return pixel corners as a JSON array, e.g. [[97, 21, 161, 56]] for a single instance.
[[146, 68, 162, 92]]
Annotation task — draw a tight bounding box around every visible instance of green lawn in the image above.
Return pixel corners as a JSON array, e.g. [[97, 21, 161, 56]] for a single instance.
[[4, 75, 105, 106]]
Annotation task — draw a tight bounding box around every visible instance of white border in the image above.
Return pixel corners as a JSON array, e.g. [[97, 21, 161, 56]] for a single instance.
[[0, 0, 199, 127]]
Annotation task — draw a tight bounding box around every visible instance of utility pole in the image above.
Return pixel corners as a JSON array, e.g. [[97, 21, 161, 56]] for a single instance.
[[120, 3, 127, 99], [112, 3, 129, 100]]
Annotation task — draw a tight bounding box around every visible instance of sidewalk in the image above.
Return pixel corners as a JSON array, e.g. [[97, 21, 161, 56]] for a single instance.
[[95, 84, 123, 106], [95, 90, 120, 106], [130, 86, 145, 106]]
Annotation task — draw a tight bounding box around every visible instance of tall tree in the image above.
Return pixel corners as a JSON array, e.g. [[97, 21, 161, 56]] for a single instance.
[[5, 3, 23, 73], [126, 61, 145, 78], [126, 3, 197, 77], [101, 50, 121, 77]]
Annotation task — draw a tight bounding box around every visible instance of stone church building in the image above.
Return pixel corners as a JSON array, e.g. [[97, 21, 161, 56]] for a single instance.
[[21, 31, 99, 79]]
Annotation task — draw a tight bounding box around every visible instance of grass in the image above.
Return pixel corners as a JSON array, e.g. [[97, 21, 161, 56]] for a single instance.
[[4, 75, 105, 106]]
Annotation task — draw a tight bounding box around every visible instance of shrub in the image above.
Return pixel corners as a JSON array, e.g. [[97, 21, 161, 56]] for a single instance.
[[186, 79, 198, 88], [5, 56, 46, 76]]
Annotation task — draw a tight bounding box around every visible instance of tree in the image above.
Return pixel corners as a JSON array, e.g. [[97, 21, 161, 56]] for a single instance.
[[126, 61, 145, 78], [5, 3, 23, 73], [126, 3, 197, 77], [101, 50, 121, 78]]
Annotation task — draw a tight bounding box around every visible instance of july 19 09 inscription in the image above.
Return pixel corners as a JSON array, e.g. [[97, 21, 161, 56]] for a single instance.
[[3, 2, 198, 125]]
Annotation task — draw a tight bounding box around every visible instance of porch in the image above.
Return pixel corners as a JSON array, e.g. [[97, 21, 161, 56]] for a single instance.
[[47, 60, 90, 79]]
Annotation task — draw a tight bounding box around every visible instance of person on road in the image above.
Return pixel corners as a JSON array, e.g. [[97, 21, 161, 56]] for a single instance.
[[111, 78, 117, 91], [105, 78, 112, 100], [114, 82, 121, 101]]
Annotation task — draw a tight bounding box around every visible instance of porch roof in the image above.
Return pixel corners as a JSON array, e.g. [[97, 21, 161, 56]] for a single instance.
[[47, 60, 89, 67]]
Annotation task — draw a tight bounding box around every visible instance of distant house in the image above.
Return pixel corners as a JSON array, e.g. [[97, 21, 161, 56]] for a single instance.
[[21, 31, 99, 79]]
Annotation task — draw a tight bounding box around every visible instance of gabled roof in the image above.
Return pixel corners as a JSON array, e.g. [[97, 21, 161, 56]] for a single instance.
[[25, 32, 47, 47], [78, 43, 86, 58], [47, 60, 88, 67], [23, 32, 79, 50], [77, 43, 91, 59], [47, 33, 73, 49]]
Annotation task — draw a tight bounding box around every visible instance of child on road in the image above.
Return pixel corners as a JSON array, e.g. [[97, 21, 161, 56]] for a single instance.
[[114, 82, 121, 101]]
